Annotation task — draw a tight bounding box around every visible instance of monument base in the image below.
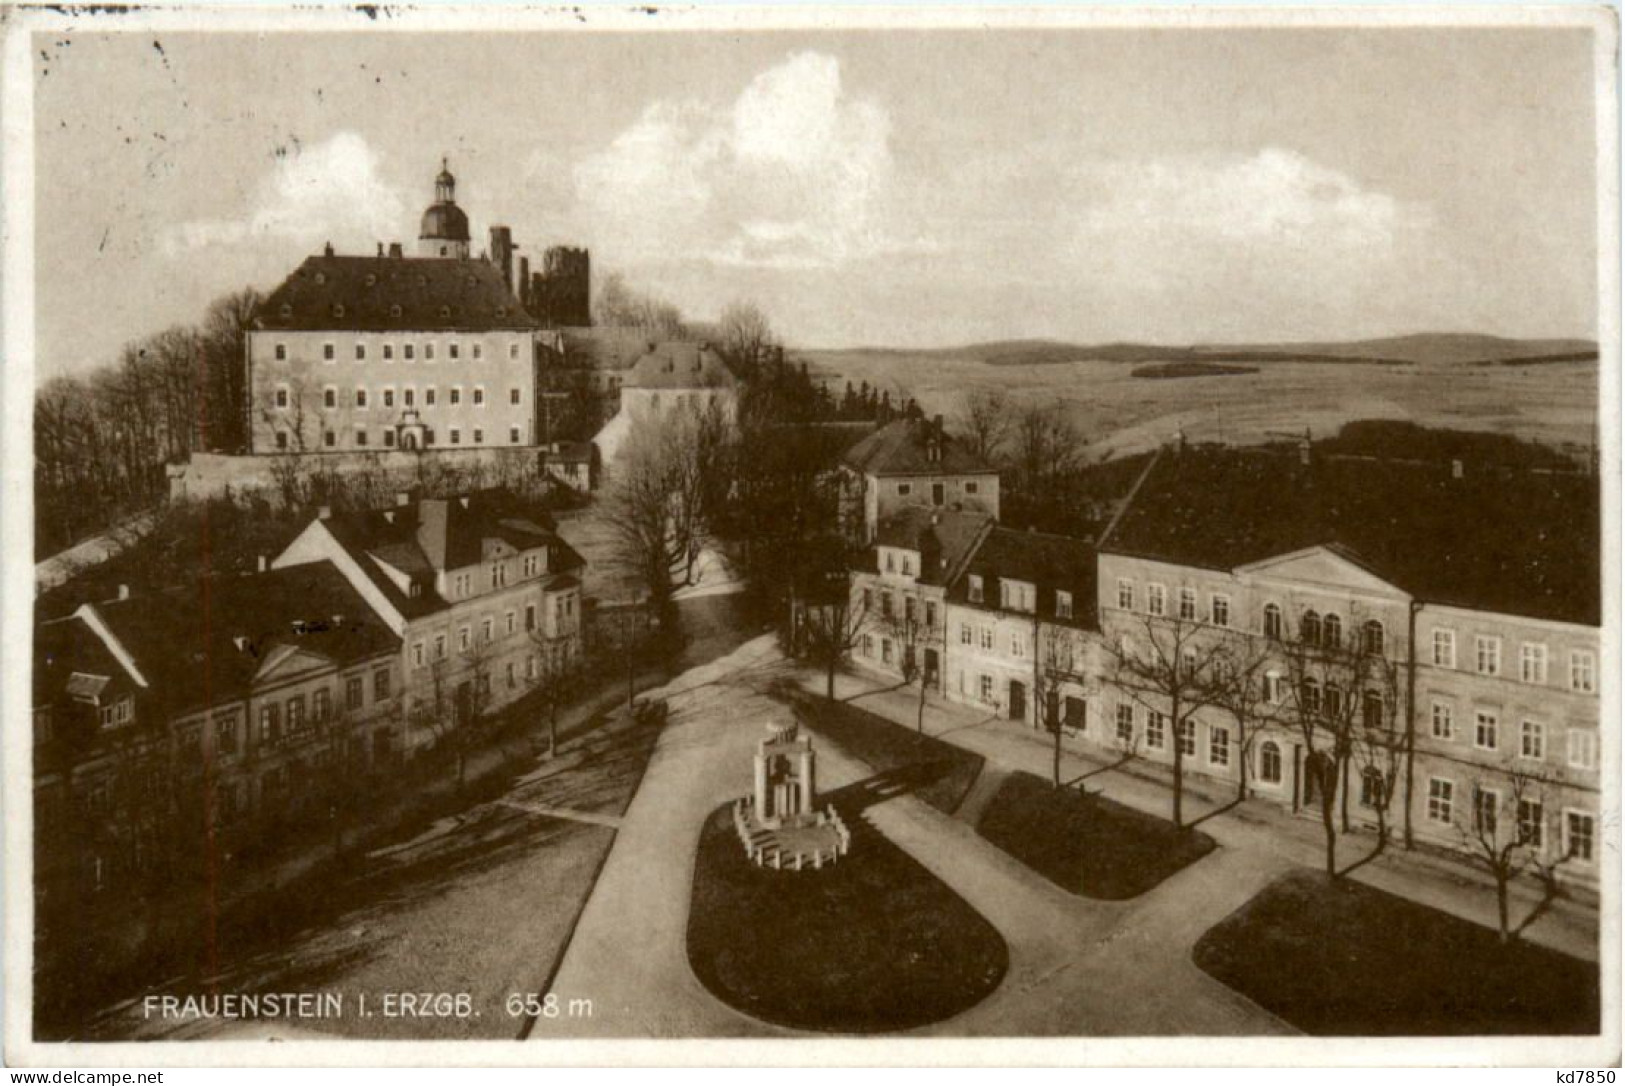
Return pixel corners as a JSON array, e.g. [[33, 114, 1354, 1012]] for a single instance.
[[733, 797, 851, 871]]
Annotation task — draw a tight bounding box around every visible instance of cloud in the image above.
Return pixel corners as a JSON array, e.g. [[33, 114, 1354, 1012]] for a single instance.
[[161, 131, 405, 256], [573, 51, 924, 270]]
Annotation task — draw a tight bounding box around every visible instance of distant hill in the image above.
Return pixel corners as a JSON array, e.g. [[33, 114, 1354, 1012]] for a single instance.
[[874, 333, 1599, 368]]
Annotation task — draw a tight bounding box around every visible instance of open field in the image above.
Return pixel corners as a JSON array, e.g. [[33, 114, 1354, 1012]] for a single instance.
[[798, 349, 1598, 459]]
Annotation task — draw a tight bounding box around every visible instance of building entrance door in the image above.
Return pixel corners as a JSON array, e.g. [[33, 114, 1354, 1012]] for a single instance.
[[1008, 680, 1026, 721]]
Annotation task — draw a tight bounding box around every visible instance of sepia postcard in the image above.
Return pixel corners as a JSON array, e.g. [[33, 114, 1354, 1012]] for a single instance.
[[1, 2, 1619, 1068]]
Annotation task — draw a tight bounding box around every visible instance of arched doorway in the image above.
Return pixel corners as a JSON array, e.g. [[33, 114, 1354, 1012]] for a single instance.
[[1008, 680, 1026, 722]]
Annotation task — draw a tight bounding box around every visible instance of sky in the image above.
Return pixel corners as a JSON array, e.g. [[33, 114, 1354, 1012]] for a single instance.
[[30, 24, 1602, 380]]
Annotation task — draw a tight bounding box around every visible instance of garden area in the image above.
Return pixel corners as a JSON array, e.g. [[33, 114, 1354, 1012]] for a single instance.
[[1192, 869, 1600, 1035], [686, 800, 1008, 1033], [975, 771, 1217, 900]]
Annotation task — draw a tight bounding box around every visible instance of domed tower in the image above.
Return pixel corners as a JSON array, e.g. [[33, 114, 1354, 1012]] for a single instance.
[[417, 158, 471, 259]]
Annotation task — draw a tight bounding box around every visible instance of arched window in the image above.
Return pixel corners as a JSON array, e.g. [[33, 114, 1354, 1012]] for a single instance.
[[1300, 610, 1321, 646], [1363, 620, 1385, 656], [1360, 767, 1385, 808], [1301, 677, 1321, 713], [1322, 613, 1343, 649], [1264, 670, 1284, 703], [1259, 741, 1283, 784], [1263, 603, 1283, 640], [1324, 683, 1343, 719], [1363, 691, 1385, 730]]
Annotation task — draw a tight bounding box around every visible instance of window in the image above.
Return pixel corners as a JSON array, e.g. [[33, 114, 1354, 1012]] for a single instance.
[[1259, 741, 1283, 784], [505, 611, 517, 636], [383, 387, 395, 408], [404, 343, 416, 361], [1570, 650, 1596, 693], [1177, 719, 1196, 757], [1147, 584, 1166, 616], [99, 698, 133, 729], [473, 428, 484, 445], [425, 343, 436, 361], [259, 703, 280, 743], [1520, 720, 1545, 761], [897, 483, 912, 497], [216, 717, 239, 755], [901, 554, 913, 577], [450, 428, 461, 445], [1001, 580, 1035, 613], [449, 342, 460, 360], [1361, 768, 1385, 809], [1474, 710, 1498, 751], [1362, 620, 1385, 655], [1117, 579, 1134, 611], [1265, 670, 1284, 704], [355, 343, 367, 361], [458, 626, 471, 652], [1211, 595, 1230, 628], [959, 623, 971, 646], [450, 387, 462, 406], [384, 344, 394, 361], [509, 342, 520, 360], [1178, 587, 1197, 621], [980, 674, 995, 703], [968, 575, 984, 603], [1427, 778, 1454, 823], [1520, 643, 1548, 684], [434, 634, 446, 660], [1300, 610, 1321, 645], [425, 387, 436, 406], [861, 634, 874, 658], [1146, 710, 1166, 749], [473, 386, 486, 407], [925, 601, 937, 628], [323, 343, 335, 361], [1431, 700, 1455, 740], [1518, 799, 1544, 849], [275, 385, 290, 409], [885, 551, 895, 573], [510, 426, 521, 445], [1263, 603, 1282, 639], [1209, 725, 1230, 767], [1009, 633, 1025, 659], [1564, 810, 1595, 862], [412, 642, 425, 668], [880, 591, 893, 619], [979, 626, 994, 652], [510, 388, 522, 406], [966, 481, 979, 495], [323, 386, 337, 409], [1567, 730, 1597, 770], [1475, 635, 1501, 677], [1117, 704, 1136, 743], [374, 669, 390, 700], [481, 617, 494, 643], [355, 428, 368, 447], [276, 431, 289, 450], [1322, 613, 1342, 649], [525, 604, 536, 632], [274, 342, 287, 361], [1473, 787, 1499, 837], [904, 596, 917, 626], [1432, 628, 1456, 668], [1324, 683, 1343, 719], [472, 343, 483, 361], [1056, 591, 1073, 620], [355, 387, 368, 408], [286, 694, 306, 732], [323, 431, 335, 448], [1301, 678, 1321, 714], [1362, 691, 1385, 729]]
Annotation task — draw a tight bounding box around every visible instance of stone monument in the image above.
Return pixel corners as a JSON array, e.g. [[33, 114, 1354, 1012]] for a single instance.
[[733, 721, 850, 870]]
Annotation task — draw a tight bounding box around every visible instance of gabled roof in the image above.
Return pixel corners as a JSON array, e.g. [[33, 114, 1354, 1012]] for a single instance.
[[948, 526, 1100, 630], [254, 253, 538, 333], [842, 418, 998, 478], [624, 342, 739, 391], [871, 507, 995, 588], [1103, 446, 1600, 626], [76, 562, 401, 720], [317, 489, 586, 619], [34, 616, 135, 711]]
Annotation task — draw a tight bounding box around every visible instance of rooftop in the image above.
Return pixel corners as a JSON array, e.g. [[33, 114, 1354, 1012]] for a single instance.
[[870, 507, 995, 588], [253, 253, 538, 333], [948, 526, 1100, 629], [1102, 446, 1600, 626], [624, 342, 740, 391], [842, 417, 998, 479]]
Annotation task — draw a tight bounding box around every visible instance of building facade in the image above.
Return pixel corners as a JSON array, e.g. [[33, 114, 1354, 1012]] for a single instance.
[[839, 417, 1001, 543], [590, 341, 740, 463]]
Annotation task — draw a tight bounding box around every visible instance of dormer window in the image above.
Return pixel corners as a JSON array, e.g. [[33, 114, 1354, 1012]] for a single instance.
[[332, 303, 345, 319], [439, 305, 452, 319], [314, 272, 327, 285], [968, 574, 984, 603], [280, 303, 293, 318], [365, 273, 378, 286], [390, 304, 403, 319]]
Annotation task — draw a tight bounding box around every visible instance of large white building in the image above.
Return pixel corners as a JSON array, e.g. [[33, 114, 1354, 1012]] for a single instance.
[[590, 341, 740, 463]]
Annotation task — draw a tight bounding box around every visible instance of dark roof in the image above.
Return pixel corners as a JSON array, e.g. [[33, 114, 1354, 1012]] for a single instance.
[[559, 328, 657, 371], [254, 254, 537, 332], [542, 441, 596, 464], [34, 615, 137, 711], [842, 418, 998, 478], [1102, 447, 1600, 626], [948, 526, 1100, 630], [420, 202, 470, 243], [88, 562, 401, 720], [871, 507, 994, 588], [319, 489, 586, 619], [624, 342, 739, 390]]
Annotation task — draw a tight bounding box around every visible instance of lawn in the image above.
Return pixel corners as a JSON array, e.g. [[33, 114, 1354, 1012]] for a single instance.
[[1192, 869, 1600, 1036], [686, 803, 1008, 1033], [975, 771, 1216, 900], [774, 684, 985, 815]]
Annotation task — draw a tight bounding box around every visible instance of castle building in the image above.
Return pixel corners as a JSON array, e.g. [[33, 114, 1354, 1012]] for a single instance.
[[245, 162, 586, 456]]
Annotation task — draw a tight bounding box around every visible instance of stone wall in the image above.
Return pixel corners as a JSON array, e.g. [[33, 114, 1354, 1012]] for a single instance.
[[169, 448, 547, 506]]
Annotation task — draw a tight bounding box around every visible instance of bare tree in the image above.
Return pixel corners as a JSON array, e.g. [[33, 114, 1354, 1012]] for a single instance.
[[1351, 651, 1405, 857], [1207, 629, 1278, 803], [1104, 610, 1229, 827], [1456, 770, 1561, 944], [595, 272, 688, 339], [801, 573, 871, 701], [717, 300, 776, 374], [1035, 617, 1091, 788], [957, 388, 1012, 465], [1011, 400, 1086, 497], [877, 588, 940, 736]]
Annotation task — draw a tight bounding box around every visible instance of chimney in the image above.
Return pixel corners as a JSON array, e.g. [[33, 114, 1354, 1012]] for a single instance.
[[256, 555, 268, 573], [1175, 428, 1186, 454], [318, 504, 332, 519], [383, 510, 396, 524], [233, 635, 249, 653], [1298, 438, 1311, 467], [490, 225, 514, 289], [388, 242, 403, 259], [458, 496, 470, 509], [117, 584, 130, 601], [1451, 458, 1464, 480], [396, 490, 412, 507], [323, 240, 334, 257], [518, 255, 531, 309], [377, 242, 384, 258]]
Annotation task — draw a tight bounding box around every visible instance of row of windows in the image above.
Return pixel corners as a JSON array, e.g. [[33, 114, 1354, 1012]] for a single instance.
[[1426, 700, 1598, 769], [866, 588, 939, 629], [273, 339, 524, 364], [275, 425, 525, 451], [275, 384, 525, 410], [408, 597, 576, 666], [1117, 579, 1237, 630], [967, 575, 1073, 618], [1429, 628, 1594, 691], [256, 670, 388, 747], [1425, 779, 1595, 863], [895, 480, 981, 500]]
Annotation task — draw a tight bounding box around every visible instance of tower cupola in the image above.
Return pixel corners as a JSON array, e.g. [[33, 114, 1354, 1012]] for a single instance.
[[418, 157, 471, 259]]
